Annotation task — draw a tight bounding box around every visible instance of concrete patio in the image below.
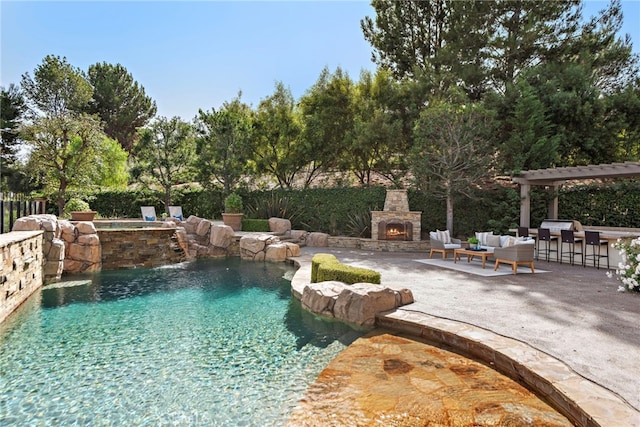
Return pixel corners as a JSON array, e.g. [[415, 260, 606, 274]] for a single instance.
[[295, 246, 640, 425]]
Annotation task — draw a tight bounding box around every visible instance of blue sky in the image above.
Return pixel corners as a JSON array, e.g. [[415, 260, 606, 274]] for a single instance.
[[1, 1, 638, 121]]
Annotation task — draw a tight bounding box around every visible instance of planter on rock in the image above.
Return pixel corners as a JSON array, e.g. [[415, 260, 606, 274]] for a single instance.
[[222, 213, 243, 231], [70, 211, 97, 221]]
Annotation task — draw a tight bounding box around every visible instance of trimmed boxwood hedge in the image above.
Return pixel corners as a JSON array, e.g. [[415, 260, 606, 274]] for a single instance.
[[311, 253, 381, 285], [242, 218, 270, 232]]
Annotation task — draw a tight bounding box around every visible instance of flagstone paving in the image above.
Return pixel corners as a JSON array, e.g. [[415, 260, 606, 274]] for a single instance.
[[288, 331, 572, 426]]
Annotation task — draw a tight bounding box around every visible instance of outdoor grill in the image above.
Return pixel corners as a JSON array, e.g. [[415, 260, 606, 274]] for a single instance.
[[538, 219, 583, 232]]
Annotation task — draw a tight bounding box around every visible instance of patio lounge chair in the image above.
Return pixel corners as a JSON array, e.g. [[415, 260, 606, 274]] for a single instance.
[[168, 206, 184, 221], [141, 206, 157, 221], [493, 243, 535, 274], [429, 230, 462, 259]]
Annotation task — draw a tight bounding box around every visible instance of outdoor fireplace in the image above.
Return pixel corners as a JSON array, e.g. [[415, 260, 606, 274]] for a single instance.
[[380, 221, 413, 241], [371, 190, 422, 242]]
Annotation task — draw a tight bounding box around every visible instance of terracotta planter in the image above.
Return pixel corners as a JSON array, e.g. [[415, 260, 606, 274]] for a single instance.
[[70, 211, 97, 221], [222, 213, 243, 231]]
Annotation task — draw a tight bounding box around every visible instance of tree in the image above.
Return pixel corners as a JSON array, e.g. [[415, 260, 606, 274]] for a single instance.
[[21, 114, 107, 215], [251, 82, 303, 188], [21, 55, 93, 117], [133, 116, 196, 212], [298, 67, 355, 187], [85, 62, 157, 151], [1, 84, 27, 190], [347, 69, 404, 186], [195, 95, 253, 194], [410, 101, 497, 234]]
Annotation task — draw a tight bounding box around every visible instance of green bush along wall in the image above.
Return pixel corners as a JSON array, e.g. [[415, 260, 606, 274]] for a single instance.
[[57, 179, 638, 237]]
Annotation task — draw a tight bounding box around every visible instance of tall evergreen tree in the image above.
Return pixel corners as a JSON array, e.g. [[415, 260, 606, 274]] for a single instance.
[[1, 84, 27, 190], [85, 62, 157, 151], [21, 55, 93, 117]]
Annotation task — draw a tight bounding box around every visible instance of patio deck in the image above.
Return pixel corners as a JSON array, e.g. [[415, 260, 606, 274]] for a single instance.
[[293, 247, 640, 426]]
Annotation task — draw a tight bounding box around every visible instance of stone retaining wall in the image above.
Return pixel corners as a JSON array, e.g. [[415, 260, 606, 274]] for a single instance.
[[328, 236, 429, 252], [0, 231, 43, 323]]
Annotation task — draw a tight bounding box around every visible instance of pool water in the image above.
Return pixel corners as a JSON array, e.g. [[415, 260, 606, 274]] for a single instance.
[[0, 259, 364, 426]]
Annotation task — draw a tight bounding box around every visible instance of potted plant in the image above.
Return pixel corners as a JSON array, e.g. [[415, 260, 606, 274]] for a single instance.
[[222, 192, 243, 231], [468, 236, 481, 250], [65, 197, 97, 221]]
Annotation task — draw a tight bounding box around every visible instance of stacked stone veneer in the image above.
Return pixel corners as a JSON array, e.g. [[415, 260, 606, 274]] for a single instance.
[[98, 227, 185, 269], [0, 231, 44, 323]]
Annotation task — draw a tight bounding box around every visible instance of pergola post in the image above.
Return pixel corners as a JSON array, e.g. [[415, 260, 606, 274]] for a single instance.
[[520, 184, 530, 227], [547, 183, 561, 220]]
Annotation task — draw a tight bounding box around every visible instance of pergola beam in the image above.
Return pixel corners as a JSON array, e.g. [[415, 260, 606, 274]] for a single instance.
[[513, 161, 640, 227]]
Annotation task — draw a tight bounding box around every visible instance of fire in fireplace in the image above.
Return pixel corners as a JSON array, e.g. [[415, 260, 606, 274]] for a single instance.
[[381, 221, 413, 241]]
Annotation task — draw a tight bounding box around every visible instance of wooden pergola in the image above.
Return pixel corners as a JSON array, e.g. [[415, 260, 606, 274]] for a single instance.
[[512, 161, 640, 227]]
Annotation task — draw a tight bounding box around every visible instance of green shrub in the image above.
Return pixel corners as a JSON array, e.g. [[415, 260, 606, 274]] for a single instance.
[[242, 218, 270, 232], [311, 254, 338, 283], [311, 253, 381, 285], [224, 192, 243, 213], [63, 198, 90, 218]]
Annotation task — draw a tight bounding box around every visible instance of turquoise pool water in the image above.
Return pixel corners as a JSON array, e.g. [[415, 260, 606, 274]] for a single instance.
[[0, 259, 363, 426]]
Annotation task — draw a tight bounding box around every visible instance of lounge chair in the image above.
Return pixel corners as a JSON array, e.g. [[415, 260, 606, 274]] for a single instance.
[[493, 244, 535, 274], [429, 230, 462, 259], [168, 206, 184, 221], [141, 206, 157, 221]]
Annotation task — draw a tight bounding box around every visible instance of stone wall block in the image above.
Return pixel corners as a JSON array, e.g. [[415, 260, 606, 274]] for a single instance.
[[60, 222, 77, 243], [49, 239, 65, 261], [76, 222, 97, 234], [196, 219, 212, 237], [284, 242, 300, 257], [12, 217, 39, 231], [268, 218, 291, 235], [265, 243, 287, 262], [77, 234, 100, 246], [291, 230, 308, 242], [307, 232, 329, 247], [210, 225, 234, 248], [301, 282, 345, 317], [333, 284, 397, 326], [240, 236, 266, 253]]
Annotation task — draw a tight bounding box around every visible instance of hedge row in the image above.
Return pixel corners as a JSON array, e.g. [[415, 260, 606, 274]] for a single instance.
[[311, 253, 381, 285], [60, 179, 639, 239]]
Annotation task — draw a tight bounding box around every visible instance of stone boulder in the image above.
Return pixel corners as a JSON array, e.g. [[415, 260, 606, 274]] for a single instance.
[[268, 217, 291, 235], [210, 224, 235, 248], [300, 281, 414, 327]]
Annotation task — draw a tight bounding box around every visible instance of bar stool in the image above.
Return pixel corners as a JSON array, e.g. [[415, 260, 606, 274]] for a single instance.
[[560, 229, 583, 266], [536, 228, 558, 262], [517, 226, 529, 237], [584, 230, 609, 269]]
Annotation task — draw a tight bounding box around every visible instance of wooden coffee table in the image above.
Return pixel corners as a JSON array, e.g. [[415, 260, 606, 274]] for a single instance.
[[454, 248, 493, 269]]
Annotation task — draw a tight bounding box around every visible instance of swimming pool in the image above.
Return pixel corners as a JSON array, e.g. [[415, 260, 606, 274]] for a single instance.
[[0, 259, 364, 426]]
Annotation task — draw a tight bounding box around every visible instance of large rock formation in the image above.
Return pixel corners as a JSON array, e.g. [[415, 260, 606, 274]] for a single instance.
[[300, 281, 414, 326], [13, 215, 101, 280]]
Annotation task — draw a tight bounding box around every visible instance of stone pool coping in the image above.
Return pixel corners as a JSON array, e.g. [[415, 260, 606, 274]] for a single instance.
[[288, 254, 640, 427]]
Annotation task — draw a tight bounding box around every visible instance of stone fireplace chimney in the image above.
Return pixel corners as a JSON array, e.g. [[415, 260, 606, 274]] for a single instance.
[[371, 190, 422, 241]]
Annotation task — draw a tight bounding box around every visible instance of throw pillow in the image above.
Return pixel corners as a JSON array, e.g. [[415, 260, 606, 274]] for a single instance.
[[475, 231, 493, 246], [486, 234, 501, 247], [429, 231, 438, 241], [502, 236, 517, 247], [436, 229, 451, 244]]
